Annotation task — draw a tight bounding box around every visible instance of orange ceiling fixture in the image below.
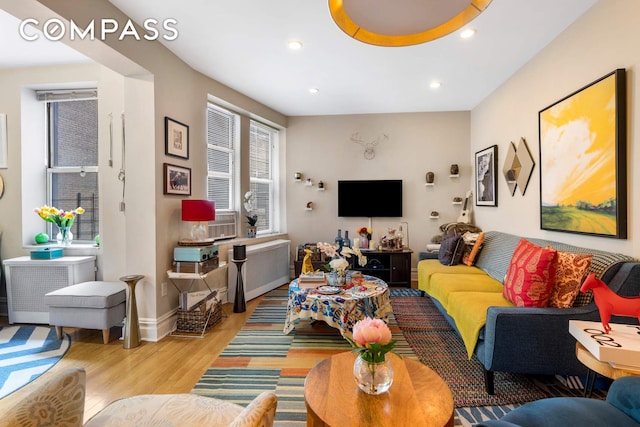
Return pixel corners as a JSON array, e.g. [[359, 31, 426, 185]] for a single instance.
[[328, 0, 492, 47]]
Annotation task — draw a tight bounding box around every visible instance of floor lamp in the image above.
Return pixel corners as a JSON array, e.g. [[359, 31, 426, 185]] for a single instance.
[[232, 244, 247, 313]]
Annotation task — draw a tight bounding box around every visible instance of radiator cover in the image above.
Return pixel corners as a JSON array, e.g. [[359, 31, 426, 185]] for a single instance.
[[227, 239, 290, 303], [3, 256, 96, 324]]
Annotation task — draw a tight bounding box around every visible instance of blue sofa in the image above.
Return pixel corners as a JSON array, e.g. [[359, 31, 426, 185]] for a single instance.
[[417, 231, 640, 394], [476, 376, 640, 426]]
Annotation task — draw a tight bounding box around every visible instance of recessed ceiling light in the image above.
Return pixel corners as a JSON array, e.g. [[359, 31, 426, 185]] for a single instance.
[[309, 88, 320, 94], [460, 28, 476, 39], [429, 81, 441, 89], [288, 40, 303, 50]]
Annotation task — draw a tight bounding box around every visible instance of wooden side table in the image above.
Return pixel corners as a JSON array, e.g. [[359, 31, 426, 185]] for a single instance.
[[576, 342, 640, 397], [304, 352, 454, 427]]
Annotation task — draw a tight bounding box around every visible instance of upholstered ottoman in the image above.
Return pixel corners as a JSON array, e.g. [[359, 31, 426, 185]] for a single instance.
[[44, 281, 126, 344]]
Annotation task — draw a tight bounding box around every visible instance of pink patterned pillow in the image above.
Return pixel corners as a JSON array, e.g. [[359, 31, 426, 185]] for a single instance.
[[549, 251, 592, 308], [503, 239, 557, 307]]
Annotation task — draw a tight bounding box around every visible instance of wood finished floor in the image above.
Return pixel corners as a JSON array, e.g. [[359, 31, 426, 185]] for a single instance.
[[0, 296, 262, 423]]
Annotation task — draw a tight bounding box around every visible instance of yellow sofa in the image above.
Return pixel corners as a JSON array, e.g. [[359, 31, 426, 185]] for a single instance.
[[417, 231, 638, 394]]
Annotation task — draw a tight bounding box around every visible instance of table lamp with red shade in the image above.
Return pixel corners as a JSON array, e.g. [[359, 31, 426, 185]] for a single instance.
[[180, 199, 215, 245]]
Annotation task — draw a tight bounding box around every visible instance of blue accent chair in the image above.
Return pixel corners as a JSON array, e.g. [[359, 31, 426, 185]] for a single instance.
[[476, 376, 640, 427]]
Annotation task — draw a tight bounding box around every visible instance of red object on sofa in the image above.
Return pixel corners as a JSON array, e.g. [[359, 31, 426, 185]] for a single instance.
[[503, 238, 558, 307]]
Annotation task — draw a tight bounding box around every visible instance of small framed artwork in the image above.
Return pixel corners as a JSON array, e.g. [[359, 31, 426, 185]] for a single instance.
[[0, 113, 7, 168], [163, 163, 191, 196], [165, 116, 189, 159], [539, 69, 626, 238], [475, 145, 498, 206]]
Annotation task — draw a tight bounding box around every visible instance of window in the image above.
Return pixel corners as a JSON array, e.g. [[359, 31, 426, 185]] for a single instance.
[[40, 90, 99, 242], [207, 104, 238, 211], [249, 121, 278, 234]]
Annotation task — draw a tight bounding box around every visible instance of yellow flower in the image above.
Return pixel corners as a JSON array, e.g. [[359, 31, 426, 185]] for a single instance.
[[76, 207, 85, 214]]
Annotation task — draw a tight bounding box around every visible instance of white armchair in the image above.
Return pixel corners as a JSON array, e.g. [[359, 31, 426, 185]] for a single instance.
[[3, 368, 278, 427]]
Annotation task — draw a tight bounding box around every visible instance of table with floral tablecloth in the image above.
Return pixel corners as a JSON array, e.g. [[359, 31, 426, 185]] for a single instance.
[[283, 275, 392, 335]]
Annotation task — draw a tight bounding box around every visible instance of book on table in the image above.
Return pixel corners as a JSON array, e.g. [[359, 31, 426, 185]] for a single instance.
[[569, 320, 640, 368], [298, 272, 327, 288]]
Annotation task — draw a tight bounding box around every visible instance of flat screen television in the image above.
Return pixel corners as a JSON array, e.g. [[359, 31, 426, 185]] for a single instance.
[[338, 180, 403, 217]]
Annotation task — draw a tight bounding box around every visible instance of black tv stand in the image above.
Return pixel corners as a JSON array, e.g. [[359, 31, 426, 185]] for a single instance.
[[350, 248, 413, 287]]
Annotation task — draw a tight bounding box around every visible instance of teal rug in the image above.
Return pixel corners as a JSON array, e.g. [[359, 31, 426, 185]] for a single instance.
[[0, 325, 71, 399]]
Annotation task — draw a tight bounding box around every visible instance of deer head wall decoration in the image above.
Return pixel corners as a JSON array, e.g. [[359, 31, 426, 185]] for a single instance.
[[351, 132, 388, 160]]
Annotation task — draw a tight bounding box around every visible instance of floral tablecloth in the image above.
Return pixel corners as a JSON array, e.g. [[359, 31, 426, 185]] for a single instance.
[[283, 275, 392, 335]]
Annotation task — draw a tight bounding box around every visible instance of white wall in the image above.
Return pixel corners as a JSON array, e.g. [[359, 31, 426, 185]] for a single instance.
[[286, 111, 470, 268], [471, 0, 639, 257]]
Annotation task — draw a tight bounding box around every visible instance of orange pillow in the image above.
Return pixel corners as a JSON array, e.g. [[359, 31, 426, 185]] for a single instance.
[[503, 239, 558, 307], [462, 232, 485, 266], [549, 251, 593, 308]]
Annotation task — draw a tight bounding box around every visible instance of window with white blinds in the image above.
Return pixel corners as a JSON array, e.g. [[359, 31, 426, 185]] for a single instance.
[[207, 104, 238, 211], [249, 120, 277, 234]]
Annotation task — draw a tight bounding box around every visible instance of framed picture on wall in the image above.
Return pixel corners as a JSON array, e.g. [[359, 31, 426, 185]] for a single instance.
[[165, 116, 189, 159], [163, 163, 191, 196], [538, 69, 627, 238], [475, 145, 498, 206]]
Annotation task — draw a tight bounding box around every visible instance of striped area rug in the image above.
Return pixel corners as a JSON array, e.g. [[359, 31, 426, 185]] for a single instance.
[[192, 287, 598, 426], [0, 325, 71, 399]]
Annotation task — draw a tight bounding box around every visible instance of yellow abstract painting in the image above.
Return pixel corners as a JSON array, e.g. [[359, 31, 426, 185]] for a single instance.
[[539, 69, 626, 238]]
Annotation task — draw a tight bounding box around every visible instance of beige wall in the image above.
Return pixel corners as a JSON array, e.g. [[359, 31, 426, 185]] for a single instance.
[[471, 0, 639, 256], [286, 112, 471, 266]]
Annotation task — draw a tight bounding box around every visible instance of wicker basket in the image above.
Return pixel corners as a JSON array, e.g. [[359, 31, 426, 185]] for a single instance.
[[176, 295, 222, 333]]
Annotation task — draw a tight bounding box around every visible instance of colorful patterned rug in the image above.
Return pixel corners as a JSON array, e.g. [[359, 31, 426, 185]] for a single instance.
[[192, 287, 599, 426], [0, 325, 71, 399]]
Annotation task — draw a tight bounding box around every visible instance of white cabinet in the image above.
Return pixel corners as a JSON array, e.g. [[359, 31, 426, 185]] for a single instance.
[[3, 256, 96, 324]]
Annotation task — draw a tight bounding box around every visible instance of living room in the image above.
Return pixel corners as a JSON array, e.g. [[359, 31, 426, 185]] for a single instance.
[[1, 0, 640, 424]]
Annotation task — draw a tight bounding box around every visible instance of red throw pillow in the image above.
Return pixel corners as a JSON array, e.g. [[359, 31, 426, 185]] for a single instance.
[[503, 239, 558, 307], [549, 251, 593, 308]]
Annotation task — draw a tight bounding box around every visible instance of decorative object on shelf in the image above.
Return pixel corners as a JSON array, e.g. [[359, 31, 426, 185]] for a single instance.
[[539, 69, 626, 238], [34, 233, 49, 244], [343, 230, 351, 248], [425, 171, 435, 184], [453, 197, 463, 204], [305, 201, 313, 211], [163, 163, 191, 196], [450, 164, 459, 175], [305, 178, 313, 186], [345, 317, 397, 395], [357, 227, 372, 249], [456, 191, 472, 224], [0, 173, 4, 199], [119, 274, 144, 349], [294, 172, 302, 181], [317, 180, 324, 190], [334, 229, 344, 249], [350, 132, 388, 160], [475, 145, 498, 207], [164, 116, 189, 159], [380, 228, 401, 251], [34, 205, 84, 246], [232, 244, 247, 313], [181, 199, 215, 244], [328, 0, 492, 47]]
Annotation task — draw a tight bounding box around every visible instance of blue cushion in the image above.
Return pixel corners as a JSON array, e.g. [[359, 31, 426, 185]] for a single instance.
[[608, 376, 640, 423]]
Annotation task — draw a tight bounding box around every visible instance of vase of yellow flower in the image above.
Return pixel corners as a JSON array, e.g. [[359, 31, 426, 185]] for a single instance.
[[34, 205, 85, 246], [346, 317, 397, 395]]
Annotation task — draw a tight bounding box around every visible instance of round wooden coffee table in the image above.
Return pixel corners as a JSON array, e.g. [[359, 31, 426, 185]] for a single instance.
[[304, 352, 454, 427], [576, 342, 640, 397]]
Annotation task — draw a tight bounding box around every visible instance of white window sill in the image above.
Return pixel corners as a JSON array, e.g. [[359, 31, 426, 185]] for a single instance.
[[24, 243, 101, 257]]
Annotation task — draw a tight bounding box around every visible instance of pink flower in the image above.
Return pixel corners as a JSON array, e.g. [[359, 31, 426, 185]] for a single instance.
[[352, 317, 392, 347]]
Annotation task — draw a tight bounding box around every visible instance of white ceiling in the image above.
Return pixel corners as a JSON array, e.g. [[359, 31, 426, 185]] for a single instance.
[[1, 0, 597, 117]]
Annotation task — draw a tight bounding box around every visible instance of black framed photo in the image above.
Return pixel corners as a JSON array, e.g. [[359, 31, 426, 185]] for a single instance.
[[163, 163, 191, 196], [539, 69, 626, 238], [165, 116, 189, 159], [475, 145, 498, 207]]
